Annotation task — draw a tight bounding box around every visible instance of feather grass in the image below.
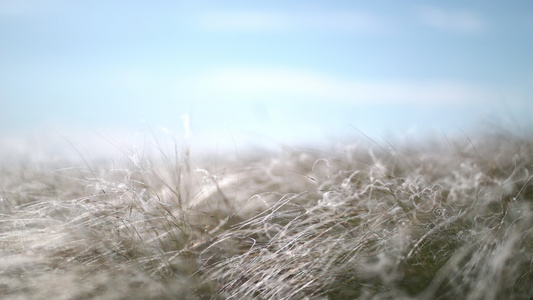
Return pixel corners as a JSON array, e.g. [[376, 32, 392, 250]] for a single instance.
[[1, 128, 532, 299]]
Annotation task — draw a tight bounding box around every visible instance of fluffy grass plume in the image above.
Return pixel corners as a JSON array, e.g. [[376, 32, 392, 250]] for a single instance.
[[1, 127, 532, 299]]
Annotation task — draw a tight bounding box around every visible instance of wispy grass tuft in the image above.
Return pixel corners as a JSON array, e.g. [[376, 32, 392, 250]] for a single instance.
[[1, 128, 532, 299]]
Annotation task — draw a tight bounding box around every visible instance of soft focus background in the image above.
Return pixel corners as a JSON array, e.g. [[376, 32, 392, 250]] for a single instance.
[[1, 0, 532, 154]]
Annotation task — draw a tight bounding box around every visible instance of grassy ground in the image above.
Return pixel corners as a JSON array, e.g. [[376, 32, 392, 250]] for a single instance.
[[1, 128, 532, 299]]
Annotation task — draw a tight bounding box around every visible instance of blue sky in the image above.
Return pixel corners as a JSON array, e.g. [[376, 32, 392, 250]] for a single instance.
[[1, 0, 532, 152]]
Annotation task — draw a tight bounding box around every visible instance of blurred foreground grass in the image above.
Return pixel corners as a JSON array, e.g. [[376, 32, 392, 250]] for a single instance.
[[1, 128, 532, 299]]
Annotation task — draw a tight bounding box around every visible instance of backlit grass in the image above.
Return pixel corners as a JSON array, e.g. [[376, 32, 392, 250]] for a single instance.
[[1, 128, 532, 299]]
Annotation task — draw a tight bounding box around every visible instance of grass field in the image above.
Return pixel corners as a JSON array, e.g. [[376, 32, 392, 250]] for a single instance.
[[1, 126, 532, 299]]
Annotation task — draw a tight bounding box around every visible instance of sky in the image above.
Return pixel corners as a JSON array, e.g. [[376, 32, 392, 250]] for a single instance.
[[1, 0, 532, 154]]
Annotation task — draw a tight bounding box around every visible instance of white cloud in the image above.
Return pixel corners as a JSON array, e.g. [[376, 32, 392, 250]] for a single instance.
[[195, 11, 388, 34], [187, 66, 497, 105], [415, 6, 486, 34], [197, 12, 289, 33]]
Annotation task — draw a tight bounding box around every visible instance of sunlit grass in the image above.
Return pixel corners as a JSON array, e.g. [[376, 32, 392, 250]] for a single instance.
[[1, 127, 532, 299]]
